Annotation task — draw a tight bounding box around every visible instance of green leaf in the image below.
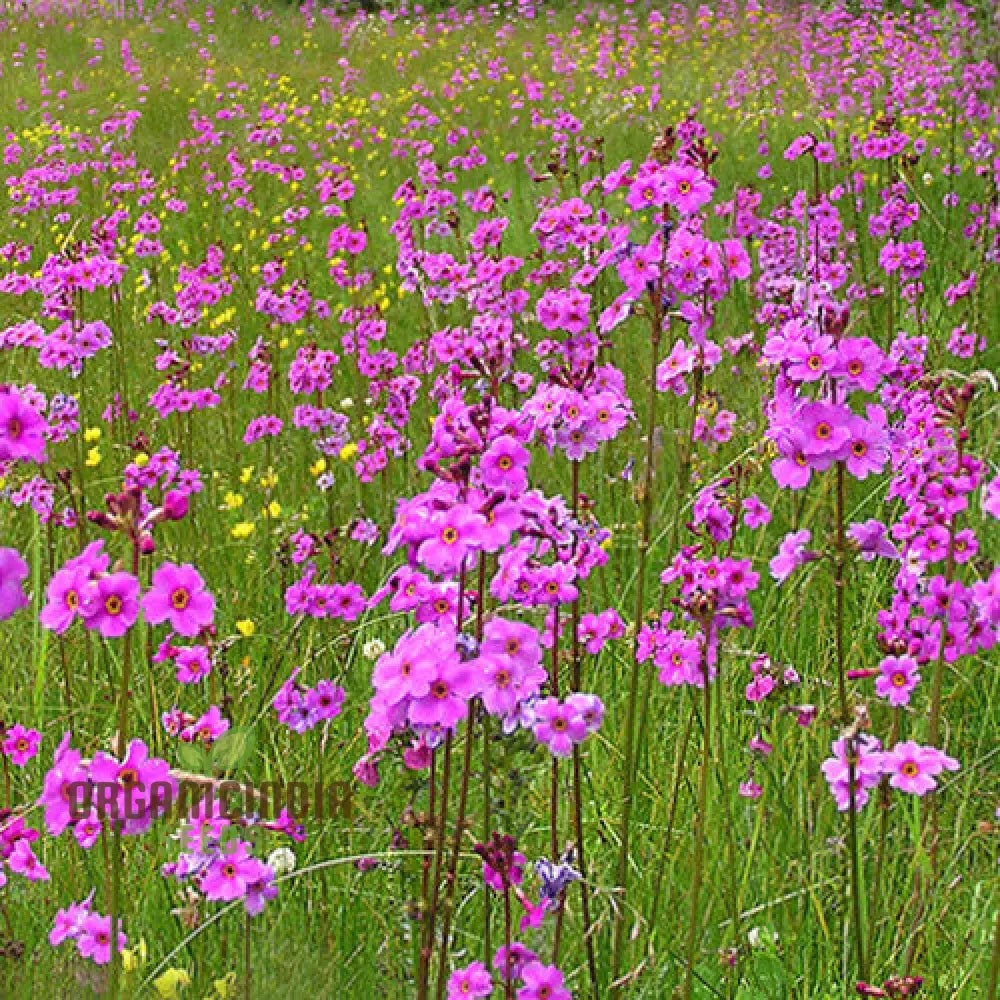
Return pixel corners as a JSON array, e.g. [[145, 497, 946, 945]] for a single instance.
[[176, 740, 209, 774], [210, 726, 257, 772]]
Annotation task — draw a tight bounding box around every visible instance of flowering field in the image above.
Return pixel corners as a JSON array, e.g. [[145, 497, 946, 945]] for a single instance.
[[0, 0, 998, 997]]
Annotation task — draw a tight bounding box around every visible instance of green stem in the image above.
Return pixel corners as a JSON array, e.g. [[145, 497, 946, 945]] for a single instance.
[[610, 290, 663, 996], [681, 625, 713, 1000], [835, 460, 867, 984]]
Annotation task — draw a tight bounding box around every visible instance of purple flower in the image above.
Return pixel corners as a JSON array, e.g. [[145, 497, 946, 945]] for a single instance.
[[769, 529, 818, 583], [848, 520, 898, 561]]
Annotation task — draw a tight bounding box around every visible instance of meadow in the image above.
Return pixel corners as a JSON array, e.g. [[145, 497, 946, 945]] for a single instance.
[[0, 0, 998, 997]]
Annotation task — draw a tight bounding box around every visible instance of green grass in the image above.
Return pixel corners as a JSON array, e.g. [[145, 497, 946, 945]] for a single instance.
[[0, 1, 998, 998]]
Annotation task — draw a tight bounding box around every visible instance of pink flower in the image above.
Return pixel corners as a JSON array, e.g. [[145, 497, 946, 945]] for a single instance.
[[40, 564, 89, 633], [0, 548, 29, 621], [305, 680, 345, 720], [201, 840, 265, 902], [40, 541, 110, 634], [769, 529, 817, 583], [3, 724, 41, 766], [821, 736, 884, 812], [80, 572, 140, 638], [8, 839, 49, 881], [481, 435, 530, 494], [373, 624, 449, 706], [446, 961, 493, 999], [771, 429, 813, 490], [663, 163, 714, 214], [874, 656, 920, 707], [408, 659, 479, 731], [516, 962, 572, 1000], [884, 741, 959, 796], [175, 645, 212, 683], [142, 562, 215, 636], [0, 387, 48, 463], [742, 495, 771, 529], [844, 415, 888, 480], [49, 896, 94, 947], [418, 505, 486, 576], [76, 913, 126, 965], [532, 697, 588, 758]]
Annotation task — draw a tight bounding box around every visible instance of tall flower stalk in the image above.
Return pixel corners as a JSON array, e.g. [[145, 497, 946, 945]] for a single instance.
[[610, 279, 663, 996]]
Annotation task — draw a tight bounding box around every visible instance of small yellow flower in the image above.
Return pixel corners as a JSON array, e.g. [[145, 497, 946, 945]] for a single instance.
[[207, 973, 237, 999], [309, 458, 327, 477], [122, 937, 147, 973], [85, 448, 102, 468], [83, 426, 101, 443], [135, 451, 149, 468], [222, 491, 244, 510], [231, 521, 255, 540], [259, 472, 278, 490], [154, 968, 191, 999], [339, 442, 358, 462], [235, 619, 256, 638], [239, 466, 254, 485], [263, 500, 281, 519]]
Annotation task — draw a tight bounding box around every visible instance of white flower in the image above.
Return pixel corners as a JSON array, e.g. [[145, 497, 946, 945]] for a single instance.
[[748, 926, 777, 949], [362, 638, 386, 661], [267, 847, 296, 876], [340, 397, 354, 409]]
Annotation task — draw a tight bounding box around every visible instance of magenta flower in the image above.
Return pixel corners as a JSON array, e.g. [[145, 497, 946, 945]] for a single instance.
[[372, 624, 447, 706], [874, 656, 920, 707], [771, 429, 813, 490], [201, 839, 265, 902], [446, 961, 493, 999], [175, 645, 212, 684], [0, 388, 48, 464], [89, 739, 176, 830], [39, 563, 90, 633], [481, 434, 530, 495], [305, 679, 346, 720], [884, 741, 959, 796], [142, 562, 215, 636], [50, 896, 94, 947], [662, 163, 713, 214], [3, 724, 41, 766], [0, 548, 30, 621], [408, 660, 479, 730], [76, 913, 126, 965], [8, 839, 49, 881], [38, 736, 90, 836], [532, 697, 588, 758], [80, 572, 140, 638], [769, 529, 817, 583], [787, 334, 836, 382], [418, 505, 485, 576], [742, 495, 771, 529], [844, 415, 888, 480], [820, 735, 885, 812], [516, 961, 572, 1000]]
